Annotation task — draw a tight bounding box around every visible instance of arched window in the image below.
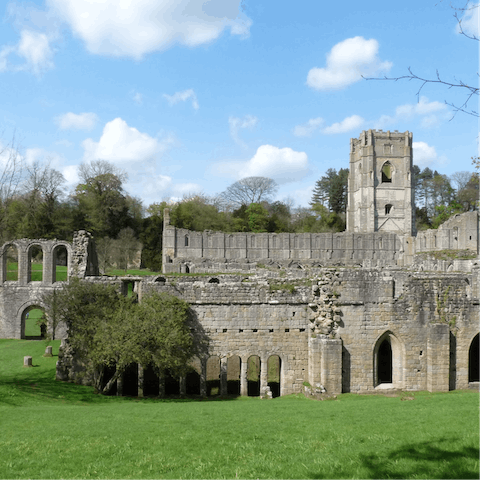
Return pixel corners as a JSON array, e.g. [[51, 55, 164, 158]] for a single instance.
[[28, 245, 43, 282], [385, 204, 393, 215], [4, 244, 18, 282], [381, 162, 393, 183], [206, 356, 221, 396], [267, 355, 281, 398], [227, 356, 241, 395], [184, 235, 189, 247], [53, 245, 68, 282], [247, 355, 261, 396]]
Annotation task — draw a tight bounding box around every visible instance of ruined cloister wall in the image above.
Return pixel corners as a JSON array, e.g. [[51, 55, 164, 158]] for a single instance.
[[163, 227, 406, 273], [0, 231, 98, 339]]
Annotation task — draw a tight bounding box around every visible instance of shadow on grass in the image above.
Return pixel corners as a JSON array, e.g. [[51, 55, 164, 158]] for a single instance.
[[309, 438, 479, 479], [0, 364, 243, 406]]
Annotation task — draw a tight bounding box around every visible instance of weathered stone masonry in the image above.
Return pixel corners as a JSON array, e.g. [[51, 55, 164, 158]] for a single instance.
[[1, 130, 478, 396]]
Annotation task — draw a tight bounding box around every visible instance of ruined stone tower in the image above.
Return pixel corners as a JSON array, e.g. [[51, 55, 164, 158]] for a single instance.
[[346, 130, 415, 236]]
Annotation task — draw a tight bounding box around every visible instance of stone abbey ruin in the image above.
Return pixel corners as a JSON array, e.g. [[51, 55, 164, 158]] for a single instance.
[[1, 130, 478, 397]]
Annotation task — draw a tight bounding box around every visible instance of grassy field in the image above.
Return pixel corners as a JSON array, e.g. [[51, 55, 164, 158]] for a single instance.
[[0, 339, 478, 479], [6, 263, 68, 282]]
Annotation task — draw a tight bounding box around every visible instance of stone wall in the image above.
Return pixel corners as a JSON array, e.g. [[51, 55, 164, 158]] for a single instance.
[[0, 231, 99, 339]]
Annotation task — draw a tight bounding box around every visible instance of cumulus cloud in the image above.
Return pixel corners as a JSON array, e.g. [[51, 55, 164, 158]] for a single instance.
[[456, 2, 479, 37], [413, 141, 447, 168], [374, 96, 449, 129], [46, 0, 252, 59], [307, 36, 392, 91], [163, 89, 199, 110], [0, 30, 54, 75], [229, 115, 258, 146], [55, 112, 98, 130], [82, 117, 170, 163], [293, 115, 364, 137], [215, 145, 309, 184]]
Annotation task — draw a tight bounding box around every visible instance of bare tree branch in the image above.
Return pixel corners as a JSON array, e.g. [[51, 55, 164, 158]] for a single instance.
[[363, 1, 479, 118]]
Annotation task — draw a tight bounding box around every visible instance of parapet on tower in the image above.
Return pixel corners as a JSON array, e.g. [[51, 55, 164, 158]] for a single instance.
[[346, 130, 415, 236]]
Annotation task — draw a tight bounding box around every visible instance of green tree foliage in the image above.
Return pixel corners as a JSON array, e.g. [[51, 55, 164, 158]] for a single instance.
[[140, 203, 166, 271], [169, 196, 229, 232], [246, 203, 269, 232], [311, 168, 349, 214], [42, 279, 196, 394], [72, 160, 141, 239]]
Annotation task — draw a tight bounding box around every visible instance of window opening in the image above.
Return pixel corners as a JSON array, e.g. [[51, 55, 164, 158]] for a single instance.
[[5, 244, 18, 282], [227, 356, 241, 395], [385, 204, 393, 215], [29, 245, 43, 282], [247, 355, 261, 396], [54, 245, 68, 282], [381, 162, 393, 183], [206, 356, 221, 395], [267, 355, 281, 398]]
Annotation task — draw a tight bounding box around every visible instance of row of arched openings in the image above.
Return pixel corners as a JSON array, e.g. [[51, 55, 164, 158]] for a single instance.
[[105, 355, 282, 398], [4, 244, 68, 283]]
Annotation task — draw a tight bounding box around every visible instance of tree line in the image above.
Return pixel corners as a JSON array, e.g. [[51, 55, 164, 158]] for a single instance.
[[0, 135, 477, 273]]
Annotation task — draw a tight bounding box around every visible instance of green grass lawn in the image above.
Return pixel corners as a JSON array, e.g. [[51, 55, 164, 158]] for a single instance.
[[0, 339, 478, 479], [24, 308, 45, 337], [6, 263, 68, 282]]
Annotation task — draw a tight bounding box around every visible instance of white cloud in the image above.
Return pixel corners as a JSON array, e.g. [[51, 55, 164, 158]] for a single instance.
[[374, 96, 449, 129], [293, 117, 324, 137], [293, 115, 364, 136], [307, 36, 392, 91], [55, 112, 98, 130], [46, 0, 252, 59], [413, 141, 447, 168], [163, 89, 199, 110], [456, 2, 479, 37], [229, 115, 258, 146], [215, 145, 309, 184], [0, 30, 54, 75], [321, 115, 365, 135], [83, 117, 168, 163], [62, 165, 80, 188]]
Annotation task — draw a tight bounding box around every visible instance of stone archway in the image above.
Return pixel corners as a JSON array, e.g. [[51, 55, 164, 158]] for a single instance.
[[21, 305, 46, 339], [469, 333, 479, 383], [373, 331, 404, 388]]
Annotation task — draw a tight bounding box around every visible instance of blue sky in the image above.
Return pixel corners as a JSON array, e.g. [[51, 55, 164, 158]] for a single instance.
[[0, 0, 478, 209]]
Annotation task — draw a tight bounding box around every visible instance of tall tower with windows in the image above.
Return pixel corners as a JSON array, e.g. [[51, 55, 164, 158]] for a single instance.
[[346, 130, 415, 235]]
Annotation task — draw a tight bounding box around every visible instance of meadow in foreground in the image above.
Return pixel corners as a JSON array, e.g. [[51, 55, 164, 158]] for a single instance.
[[0, 339, 478, 479]]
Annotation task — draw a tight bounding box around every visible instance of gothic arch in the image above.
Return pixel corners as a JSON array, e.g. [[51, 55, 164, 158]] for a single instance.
[[468, 333, 479, 383], [381, 161, 393, 183], [373, 331, 405, 388]]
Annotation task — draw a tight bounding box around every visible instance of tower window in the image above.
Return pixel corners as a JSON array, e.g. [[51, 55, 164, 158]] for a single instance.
[[381, 162, 392, 183], [385, 204, 393, 215]]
